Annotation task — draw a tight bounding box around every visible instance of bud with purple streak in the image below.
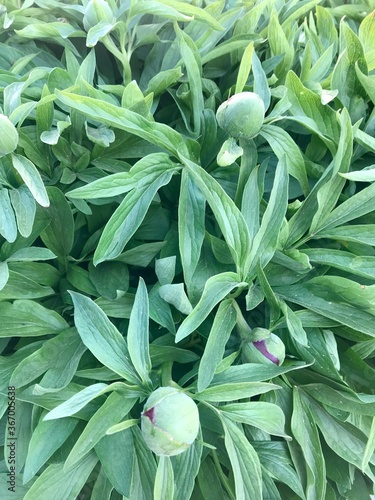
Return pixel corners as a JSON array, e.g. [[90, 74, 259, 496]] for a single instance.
[[141, 387, 200, 457], [242, 330, 286, 366]]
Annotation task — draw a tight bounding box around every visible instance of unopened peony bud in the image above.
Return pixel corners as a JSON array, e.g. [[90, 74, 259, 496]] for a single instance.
[[216, 92, 265, 140], [242, 333, 285, 366], [141, 387, 199, 456]]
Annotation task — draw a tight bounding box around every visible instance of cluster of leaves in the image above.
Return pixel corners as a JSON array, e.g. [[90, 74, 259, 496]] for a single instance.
[[0, 0, 375, 498]]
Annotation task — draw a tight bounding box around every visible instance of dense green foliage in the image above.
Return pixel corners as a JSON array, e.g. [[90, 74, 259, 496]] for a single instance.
[[0, 0, 375, 498]]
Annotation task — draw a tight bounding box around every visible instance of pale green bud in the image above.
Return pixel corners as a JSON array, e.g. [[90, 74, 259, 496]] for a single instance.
[[216, 92, 265, 140], [0, 115, 18, 157], [242, 333, 285, 366], [141, 387, 199, 456]]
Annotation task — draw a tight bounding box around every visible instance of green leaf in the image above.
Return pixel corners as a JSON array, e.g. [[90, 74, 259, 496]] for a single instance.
[[127, 278, 152, 386], [195, 382, 280, 402], [7, 247, 56, 262], [171, 432, 203, 500], [11, 327, 84, 389], [307, 393, 371, 470], [285, 71, 340, 144], [303, 248, 375, 280], [94, 166, 176, 264], [176, 26, 203, 135], [280, 301, 308, 347], [0, 300, 67, 338], [268, 9, 294, 80], [260, 125, 308, 194], [43, 383, 109, 420], [159, 283, 193, 315], [64, 392, 136, 469], [9, 185, 36, 238], [362, 417, 375, 471], [154, 456, 174, 500], [40, 186, 74, 261], [179, 156, 251, 276], [23, 451, 97, 500], [178, 169, 205, 286], [245, 156, 288, 278], [23, 416, 79, 483], [0, 114, 18, 157], [197, 299, 236, 392], [235, 42, 254, 94], [156, 0, 223, 30], [89, 261, 129, 299], [176, 272, 245, 343], [155, 256, 176, 285], [291, 389, 326, 500], [0, 261, 9, 291], [56, 90, 190, 158], [220, 402, 289, 438], [313, 224, 375, 246], [221, 415, 262, 500], [275, 278, 375, 337], [95, 429, 134, 497], [69, 291, 139, 384], [340, 165, 375, 182], [0, 188, 17, 242]]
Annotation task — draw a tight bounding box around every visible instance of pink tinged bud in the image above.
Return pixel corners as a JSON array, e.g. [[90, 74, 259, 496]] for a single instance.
[[253, 340, 280, 365], [242, 333, 286, 366], [141, 387, 200, 457]]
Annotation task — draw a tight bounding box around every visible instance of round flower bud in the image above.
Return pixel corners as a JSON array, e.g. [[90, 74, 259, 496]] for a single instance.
[[216, 92, 265, 140], [242, 333, 285, 366], [141, 387, 199, 457], [0, 115, 18, 157]]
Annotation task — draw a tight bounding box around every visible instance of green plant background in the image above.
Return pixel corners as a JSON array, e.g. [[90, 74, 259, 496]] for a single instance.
[[0, 0, 375, 498]]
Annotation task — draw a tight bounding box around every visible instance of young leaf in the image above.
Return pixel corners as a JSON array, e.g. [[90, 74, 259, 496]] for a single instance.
[[94, 167, 176, 264], [154, 456, 174, 500], [69, 291, 139, 384], [221, 415, 262, 500], [197, 299, 236, 392], [245, 156, 288, 278], [176, 272, 245, 343], [64, 392, 136, 470], [291, 389, 326, 500], [179, 155, 251, 276], [127, 278, 152, 387], [178, 169, 205, 286], [220, 402, 289, 438]]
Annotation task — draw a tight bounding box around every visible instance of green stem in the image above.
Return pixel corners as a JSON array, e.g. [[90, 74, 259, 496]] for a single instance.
[[234, 138, 257, 208], [161, 361, 175, 387], [102, 35, 132, 85], [212, 450, 236, 500]]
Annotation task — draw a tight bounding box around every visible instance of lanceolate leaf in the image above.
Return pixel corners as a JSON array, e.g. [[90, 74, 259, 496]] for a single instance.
[[179, 155, 251, 276], [94, 167, 177, 264], [69, 291, 140, 384], [178, 169, 205, 287], [176, 272, 246, 343], [221, 415, 263, 500], [56, 90, 190, 158], [127, 278, 152, 387]]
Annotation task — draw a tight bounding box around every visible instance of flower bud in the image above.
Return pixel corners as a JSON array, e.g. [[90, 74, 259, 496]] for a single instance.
[[216, 92, 265, 140], [242, 333, 285, 366], [141, 387, 199, 456], [0, 115, 18, 157], [83, 0, 115, 31]]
